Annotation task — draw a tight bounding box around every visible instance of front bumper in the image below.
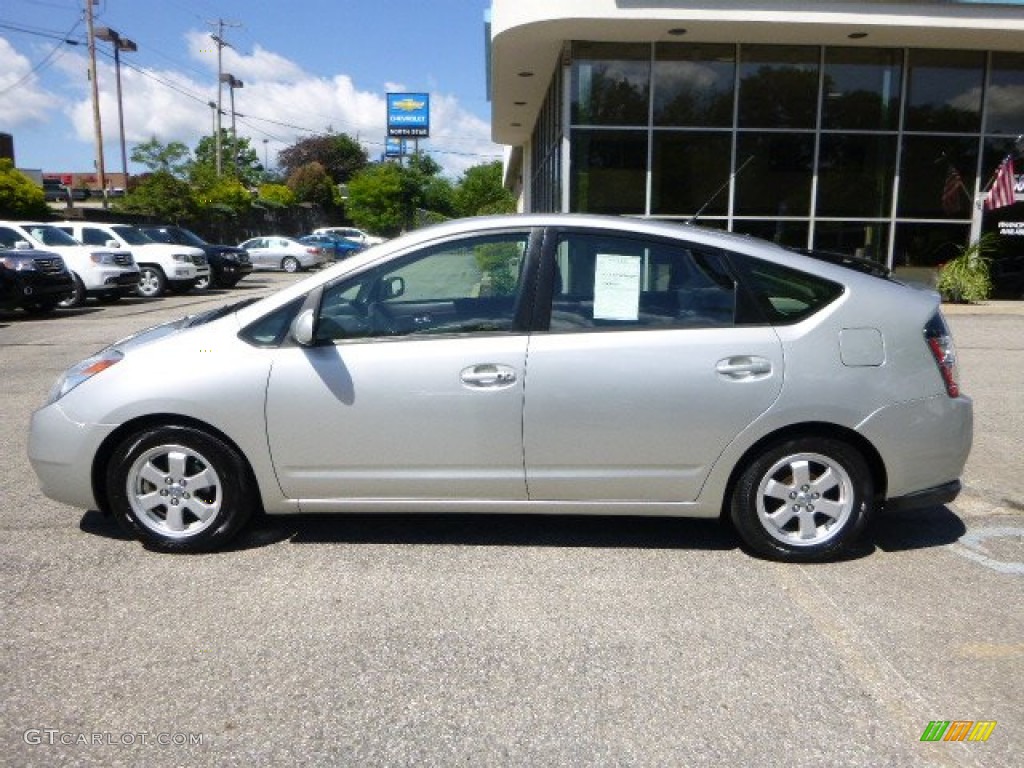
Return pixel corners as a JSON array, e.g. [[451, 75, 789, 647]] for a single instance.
[[28, 403, 115, 511]]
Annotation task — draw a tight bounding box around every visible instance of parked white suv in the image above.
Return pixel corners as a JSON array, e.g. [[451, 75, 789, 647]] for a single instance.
[[0, 221, 139, 307], [312, 226, 385, 247], [54, 221, 209, 298]]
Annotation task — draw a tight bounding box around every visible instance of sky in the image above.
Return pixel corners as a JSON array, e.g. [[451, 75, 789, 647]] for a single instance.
[[0, 0, 499, 180]]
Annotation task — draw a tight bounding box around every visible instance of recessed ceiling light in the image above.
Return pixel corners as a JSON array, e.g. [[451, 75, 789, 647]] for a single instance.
[[848, 32, 868, 39], [668, 28, 687, 36]]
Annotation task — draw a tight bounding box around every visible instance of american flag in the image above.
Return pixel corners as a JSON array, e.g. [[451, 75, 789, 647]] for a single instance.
[[941, 166, 964, 214], [984, 156, 1017, 210]]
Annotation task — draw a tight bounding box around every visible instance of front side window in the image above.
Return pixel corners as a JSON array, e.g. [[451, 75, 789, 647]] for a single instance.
[[26, 225, 79, 247], [80, 228, 110, 246], [545, 232, 739, 332], [315, 233, 531, 341]]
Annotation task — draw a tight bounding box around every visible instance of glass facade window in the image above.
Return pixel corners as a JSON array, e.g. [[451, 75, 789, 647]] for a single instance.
[[734, 133, 814, 217], [817, 134, 897, 218], [813, 222, 890, 264], [560, 40, 1023, 270], [571, 42, 650, 126], [905, 49, 985, 133], [653, 43, 736, 127], [651, 131, 732, 216], [987, 52, 1024, 134], [738, 45, 819, 129], [822, 47, 902, 131], [570, 129, 647, 214], [897, 135, 978, 219]]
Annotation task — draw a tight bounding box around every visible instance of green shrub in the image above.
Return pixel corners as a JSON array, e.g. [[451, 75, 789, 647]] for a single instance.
[[936, 235, 996, 304]]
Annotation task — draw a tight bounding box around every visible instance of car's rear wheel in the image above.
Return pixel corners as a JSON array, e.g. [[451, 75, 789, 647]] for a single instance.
[[281, 256, 300, 273], [106, 425, 256, 552], [730, 437, 873, 562], [136, 266, 166, 297]]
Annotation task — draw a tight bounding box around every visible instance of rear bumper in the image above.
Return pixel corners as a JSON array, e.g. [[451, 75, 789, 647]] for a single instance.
[[884, 479, 961, 512]]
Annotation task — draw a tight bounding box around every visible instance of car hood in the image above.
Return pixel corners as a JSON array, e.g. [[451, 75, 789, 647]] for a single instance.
[[107, 298, 259, 354]]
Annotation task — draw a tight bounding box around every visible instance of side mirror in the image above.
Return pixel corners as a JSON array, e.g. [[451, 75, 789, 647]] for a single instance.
[[290, 308, 316, 347], [14, 240, 33, 250], [381, 275, 405, 300], [106, 240, 121, 249]]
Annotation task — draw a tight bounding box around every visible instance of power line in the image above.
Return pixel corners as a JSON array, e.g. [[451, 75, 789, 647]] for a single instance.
[[0, 18, 81, 96]]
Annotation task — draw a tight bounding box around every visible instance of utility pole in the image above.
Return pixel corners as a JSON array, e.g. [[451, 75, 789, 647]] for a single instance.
[[208, 19, 241, 176], [85, 0, 106, 201]]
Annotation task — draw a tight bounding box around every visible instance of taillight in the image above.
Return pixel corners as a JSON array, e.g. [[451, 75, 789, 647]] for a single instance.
[[925, 311, 960, 397]]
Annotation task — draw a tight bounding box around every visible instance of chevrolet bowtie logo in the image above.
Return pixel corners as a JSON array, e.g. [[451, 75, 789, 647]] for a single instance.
[[392, 98, 425, 111]]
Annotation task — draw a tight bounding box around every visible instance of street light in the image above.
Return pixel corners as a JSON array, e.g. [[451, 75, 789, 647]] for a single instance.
[[219, 73, 243, 175], [95, 27, 137, 192]]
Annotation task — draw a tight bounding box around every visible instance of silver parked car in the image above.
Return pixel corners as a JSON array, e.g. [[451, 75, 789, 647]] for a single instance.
[[238, 236, 329, 272], [28, 214, 972, 560]]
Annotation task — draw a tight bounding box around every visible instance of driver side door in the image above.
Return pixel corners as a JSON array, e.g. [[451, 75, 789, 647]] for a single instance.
[[264, 229, 537, 505]]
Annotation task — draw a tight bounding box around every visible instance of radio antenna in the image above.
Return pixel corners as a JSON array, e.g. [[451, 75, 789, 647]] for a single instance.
[[687, 155, 754, 225]]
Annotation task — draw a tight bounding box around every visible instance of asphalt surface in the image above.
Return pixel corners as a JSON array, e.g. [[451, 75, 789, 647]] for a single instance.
[[1, 275, 1021, 767]]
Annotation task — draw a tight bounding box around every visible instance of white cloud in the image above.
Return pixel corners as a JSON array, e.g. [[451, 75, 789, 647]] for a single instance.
[[14, 31, 501, 178], [0, 37, 62, 125]]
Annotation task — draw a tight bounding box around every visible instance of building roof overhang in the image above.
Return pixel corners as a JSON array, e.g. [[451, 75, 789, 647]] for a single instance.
[[489, 0, 1024, 146]]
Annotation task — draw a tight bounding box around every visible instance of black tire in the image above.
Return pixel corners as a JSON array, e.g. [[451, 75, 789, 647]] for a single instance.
[[136, 266, 167, 298], [281, 256, 300, 273], [105, 425, 256, 553], [730, 437, 874, 562], [96, 293, 121, 304], [58, 274, 86, 308], [219, 277, 242, 289]]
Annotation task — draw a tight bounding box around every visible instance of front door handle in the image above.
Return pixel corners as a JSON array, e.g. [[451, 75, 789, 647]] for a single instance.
[[461, 364, 517, 388], [716, 356, 772, 380]]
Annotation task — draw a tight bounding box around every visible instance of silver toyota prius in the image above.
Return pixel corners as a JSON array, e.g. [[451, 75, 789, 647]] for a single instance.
[[27, 214, 972, 561]]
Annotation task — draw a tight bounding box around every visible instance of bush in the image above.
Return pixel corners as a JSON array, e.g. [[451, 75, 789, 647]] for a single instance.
[[936, 235, 996, 304]]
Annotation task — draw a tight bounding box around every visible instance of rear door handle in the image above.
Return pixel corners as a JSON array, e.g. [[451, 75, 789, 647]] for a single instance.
[[461, 364, 517, 388], [716, 356, 772, 380]]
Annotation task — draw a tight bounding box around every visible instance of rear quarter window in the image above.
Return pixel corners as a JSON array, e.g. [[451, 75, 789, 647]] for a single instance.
[[730, 253, 844, 324]]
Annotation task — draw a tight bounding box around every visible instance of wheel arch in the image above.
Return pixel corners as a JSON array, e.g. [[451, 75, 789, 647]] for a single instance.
[[719, 422, 887, 519], [91, 413, 264, 516]]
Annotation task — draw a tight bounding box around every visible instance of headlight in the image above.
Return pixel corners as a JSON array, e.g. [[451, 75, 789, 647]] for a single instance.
[[89, 251, 117, 265], [47, 350, 123, 404], [172, 253, 190, 262], [0, 255, 36, 271]]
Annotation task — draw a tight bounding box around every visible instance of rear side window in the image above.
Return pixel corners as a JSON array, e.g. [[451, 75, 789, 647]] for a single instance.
[[545, 232, 739, 331], [729, 253, 843, 324]]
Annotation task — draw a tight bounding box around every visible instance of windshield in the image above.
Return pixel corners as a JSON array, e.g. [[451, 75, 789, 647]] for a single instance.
[[143, 229, 175, 244], [111, 225, 154, 245], [175, 228, 208, 247], [26, 225, 80, 247]]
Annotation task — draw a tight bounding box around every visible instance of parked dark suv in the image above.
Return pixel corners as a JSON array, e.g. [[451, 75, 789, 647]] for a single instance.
[[1, 245, 75, 314], [141, 226, 253, 289]]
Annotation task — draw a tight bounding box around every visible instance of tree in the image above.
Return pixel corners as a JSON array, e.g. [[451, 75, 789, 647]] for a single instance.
[[286, 162, 336, 208], [454, 161, 515, 216], [192, 131, 263, 187], [130, 137, 191, 178], [278, 132, 368, 185], [0, 160, 50, 219], [115, 171, 197, 221], [257, 183, 296, 208], [346, 163, 406, 236]]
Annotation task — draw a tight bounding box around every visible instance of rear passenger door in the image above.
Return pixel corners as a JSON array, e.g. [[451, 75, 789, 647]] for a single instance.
[[522, 229, 784, 503]]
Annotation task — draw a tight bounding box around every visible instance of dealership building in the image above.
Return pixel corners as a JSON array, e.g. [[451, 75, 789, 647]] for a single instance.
[[487, 1, 1024, 274]]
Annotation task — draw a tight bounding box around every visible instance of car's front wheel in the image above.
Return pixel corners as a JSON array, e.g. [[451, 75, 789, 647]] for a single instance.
[[106, 425, 256, 552], [730, 437, 874, 562], [136, 266, 166, 297], [57, 275, 86, 308]]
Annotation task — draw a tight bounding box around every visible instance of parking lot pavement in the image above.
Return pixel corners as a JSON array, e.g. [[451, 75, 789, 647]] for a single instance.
[[1, 284, 1021, 767]]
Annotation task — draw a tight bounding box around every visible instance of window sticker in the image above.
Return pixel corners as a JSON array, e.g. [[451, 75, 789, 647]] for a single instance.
[[593, 253, 642, 321]]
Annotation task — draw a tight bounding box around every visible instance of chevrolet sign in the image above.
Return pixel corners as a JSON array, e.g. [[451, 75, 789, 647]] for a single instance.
[[388, 92, 430, 138]]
